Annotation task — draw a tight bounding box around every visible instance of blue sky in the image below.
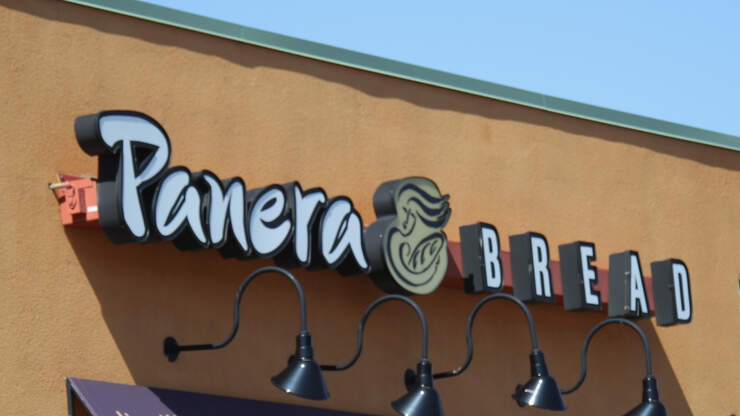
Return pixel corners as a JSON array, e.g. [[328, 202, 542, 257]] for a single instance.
[[148, 0, 739, 136]]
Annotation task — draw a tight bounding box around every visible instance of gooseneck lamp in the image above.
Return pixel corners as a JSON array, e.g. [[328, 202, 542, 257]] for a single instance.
[[320, 294, 443, 416], [561, 318, 668, 416], [408, 293, 566, 411], [162, 266, 330, 401]]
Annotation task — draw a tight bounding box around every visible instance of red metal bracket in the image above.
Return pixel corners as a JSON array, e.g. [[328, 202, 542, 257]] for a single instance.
[[50, 174, 99, 227], [49, 173, 653, 310]]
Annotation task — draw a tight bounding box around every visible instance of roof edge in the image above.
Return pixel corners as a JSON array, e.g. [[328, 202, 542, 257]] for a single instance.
[[64, 0, 740, 152]]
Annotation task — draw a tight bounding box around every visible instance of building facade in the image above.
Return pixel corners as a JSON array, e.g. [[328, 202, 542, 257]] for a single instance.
[[1, 1, 739, 415]]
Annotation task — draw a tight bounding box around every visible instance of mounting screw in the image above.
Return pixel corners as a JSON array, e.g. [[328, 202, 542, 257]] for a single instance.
[[164, 337, 180, 362], [404, 368, 417, 392]]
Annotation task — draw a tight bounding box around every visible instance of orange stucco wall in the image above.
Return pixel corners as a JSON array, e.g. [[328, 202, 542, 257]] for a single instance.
[[1, 1, 739, 415]]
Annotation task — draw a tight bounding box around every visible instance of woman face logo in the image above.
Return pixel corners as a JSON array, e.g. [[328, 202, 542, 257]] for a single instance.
[[367, 177, 451, 295]]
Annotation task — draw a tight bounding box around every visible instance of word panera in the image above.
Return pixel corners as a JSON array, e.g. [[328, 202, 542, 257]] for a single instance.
[[74, 111, 449, 295], [73, 110, 692, 325]]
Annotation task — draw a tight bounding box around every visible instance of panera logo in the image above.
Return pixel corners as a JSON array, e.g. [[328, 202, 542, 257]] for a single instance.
[[366, 178, 451, 295]]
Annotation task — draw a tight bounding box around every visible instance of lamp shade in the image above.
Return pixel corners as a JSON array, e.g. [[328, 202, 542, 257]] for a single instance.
[[392, 360, 443, 416], [624, 402, 668, 416], [623, 377, 667, 416], [512, 350, 566, 411], [271, 332, 329, 400]]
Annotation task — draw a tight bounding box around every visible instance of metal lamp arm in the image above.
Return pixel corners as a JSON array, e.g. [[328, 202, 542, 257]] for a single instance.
[[560, 318, 653, 394], [164, 266, 307, 361], [320, 294, 429, 371], [433, 293, 539, 380]]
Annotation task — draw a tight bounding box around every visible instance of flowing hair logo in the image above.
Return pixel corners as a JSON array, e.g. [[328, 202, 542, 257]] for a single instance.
[[366, 178, 451, 295]]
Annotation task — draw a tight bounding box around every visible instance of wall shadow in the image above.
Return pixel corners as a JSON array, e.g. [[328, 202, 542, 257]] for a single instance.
[[64, 226, 693, 415], [4, 0, 739, 172]]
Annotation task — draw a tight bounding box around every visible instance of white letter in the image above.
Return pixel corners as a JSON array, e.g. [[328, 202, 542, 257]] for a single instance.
[[530, 235, 552, 298], [672, 262, 692, 321], [202, 174, 248, 252], [481, 226, 502, 289], [154, 170, 207, 244], [630, 253, 649, 314], [249, 187, 291, 255], [320, 199, 368, 270], [99, 114, 169, 238], [293, 185, 326, 264], [579, 244, 600, 306]]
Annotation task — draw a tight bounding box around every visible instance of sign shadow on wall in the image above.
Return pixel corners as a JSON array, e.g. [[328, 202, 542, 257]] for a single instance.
[[63, 227, 694, 415]]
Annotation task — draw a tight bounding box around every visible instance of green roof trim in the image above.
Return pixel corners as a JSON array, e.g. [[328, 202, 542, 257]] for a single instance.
[[65, 0, 740, 152]]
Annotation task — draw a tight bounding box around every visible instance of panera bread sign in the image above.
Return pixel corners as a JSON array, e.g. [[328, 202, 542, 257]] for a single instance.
[[74, 111, 692, 325]]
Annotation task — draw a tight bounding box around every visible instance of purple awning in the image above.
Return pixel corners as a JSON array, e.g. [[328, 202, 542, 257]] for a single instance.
[[67, 378, 372, 416]]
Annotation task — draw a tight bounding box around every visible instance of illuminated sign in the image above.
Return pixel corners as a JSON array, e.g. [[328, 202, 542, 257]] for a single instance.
[[73, 110, 692, 324], [75, 111, 370, 277], [458, 224, 692, 325]]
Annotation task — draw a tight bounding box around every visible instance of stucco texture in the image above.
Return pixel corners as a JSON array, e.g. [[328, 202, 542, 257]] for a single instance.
[[1, 1, 738, 415]]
